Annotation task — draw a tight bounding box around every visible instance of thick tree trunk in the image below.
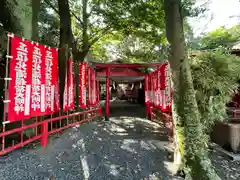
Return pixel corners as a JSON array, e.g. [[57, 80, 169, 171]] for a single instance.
[[58, 0, 73, 109], [164, 0, 220, 179], [31, 0, 41, 41], [82, 0, 89, 52]]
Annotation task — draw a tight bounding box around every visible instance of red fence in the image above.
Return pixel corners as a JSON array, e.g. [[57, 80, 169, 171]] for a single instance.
[[0, 33, 102, 156], [0, 108, 102, 156]]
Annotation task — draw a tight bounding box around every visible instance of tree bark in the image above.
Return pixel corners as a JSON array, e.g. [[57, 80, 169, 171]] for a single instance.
[[164, 0, 220, 179], [31, 0, 41, 41], [58, 0, 73, 109], [82, 0, 89, 53], [72, 0, 89, 110]]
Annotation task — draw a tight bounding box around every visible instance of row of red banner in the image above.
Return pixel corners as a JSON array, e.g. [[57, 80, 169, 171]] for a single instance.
[[145, 62, 172, 112], [8, 36, 60, 121], [7, 35, 100, 122]]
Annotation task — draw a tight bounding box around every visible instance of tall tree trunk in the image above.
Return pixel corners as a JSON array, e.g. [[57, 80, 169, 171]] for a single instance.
[[31, 0, 41, 41], [73, 0, 89, 110], [164, 0, 220, 179], [82, 0, 89, 54], [17, 0, 32, 39], [58, 0, 73, 109]]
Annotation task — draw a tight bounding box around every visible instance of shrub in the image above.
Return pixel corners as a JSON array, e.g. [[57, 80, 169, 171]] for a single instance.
[[190, 49, 240, 133]]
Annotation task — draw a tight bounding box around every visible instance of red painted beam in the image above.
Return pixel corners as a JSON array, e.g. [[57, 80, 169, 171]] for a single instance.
[[95, 63, 163, 68], [97, 70, 146, 77]]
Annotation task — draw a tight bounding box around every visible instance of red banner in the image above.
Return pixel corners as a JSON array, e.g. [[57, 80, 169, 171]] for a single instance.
[[8, 36, 32, 122], [160, 63, 168, 90], [88, 67, 92, 106], [156, 69, 160, 108], [63, 65, 68, 111], [157, 63, 171, 112], [45, 47, 59, 114], [63, 59, 74, 111], [145, 62, 172, 113], [96, 80, 100, 105], [150, 75, 154, 105], [68, 60, 74, 109], [31, 43, 46, 116], [153, 72, 157, 107], [8, 36, 61, 122], [92, 69, 97, 106], [79, 63, 87, 108], [144, 76, 149, 104], [164, 63, 171, 112], [52, 49, 60, 112]]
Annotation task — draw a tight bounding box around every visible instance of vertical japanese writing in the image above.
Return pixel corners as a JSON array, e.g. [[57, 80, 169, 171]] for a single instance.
[[50, 48, 60, 112], [88, 67, 92, 106], [144, 76, 149, 103], [31, 45, 42, 112], [82, 63, 87, 107], [92, 70, 96, 105], [68, 60, 74, 109], [79, 63, 87, 108], [14, 41, 28, 114], [45, 49, 53, 111], [165, 64, 171, 108], [151, 76, 154, 104], [157, 70, 160, 107], [63, 65, 68, 111]]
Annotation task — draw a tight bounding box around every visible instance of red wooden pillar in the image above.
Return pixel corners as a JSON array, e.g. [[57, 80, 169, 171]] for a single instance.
[[41, 120, 48, 147], [105, 67, 110, 121], [145, 76, 150, 119]]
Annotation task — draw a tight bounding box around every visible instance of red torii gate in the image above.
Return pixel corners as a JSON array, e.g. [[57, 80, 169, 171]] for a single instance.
[[94, 62, 162, 120]]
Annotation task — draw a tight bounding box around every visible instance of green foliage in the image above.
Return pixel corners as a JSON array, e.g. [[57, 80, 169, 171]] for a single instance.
[[91, 31, 123, 62], [113, 35, 168, 63], [182, 0, 208, 18], [38, 0, 59, 47], [200, 25, 240, 50], [191, 50, 240, 132]]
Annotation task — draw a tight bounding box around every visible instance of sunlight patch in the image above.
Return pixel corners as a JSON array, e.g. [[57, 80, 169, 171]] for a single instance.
[[164, 161, 178, 175], [145, 140, 157, 150], [135, 117, 146, 121], [116, 132, 128, 136], [80, 155, 90, 180], [109, 124, 127, 133], [70, 133, 78, 140], [109, 164, 119, 176], [121, 139, 137, 153], [77, 139, 85, 151], [140, 141, 153, 150]]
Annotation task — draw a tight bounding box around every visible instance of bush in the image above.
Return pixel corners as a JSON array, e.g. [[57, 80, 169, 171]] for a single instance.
[[190, 49, 240, 133]]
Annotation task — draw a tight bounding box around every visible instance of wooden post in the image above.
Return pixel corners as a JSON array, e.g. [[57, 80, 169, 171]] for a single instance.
[[105, 67, 110, 121]]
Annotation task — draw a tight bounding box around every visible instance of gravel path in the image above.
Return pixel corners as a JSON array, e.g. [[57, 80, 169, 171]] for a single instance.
[[1, 100, 238, 180], [210, 149, 240, 180], [0, 102, 180, 180]]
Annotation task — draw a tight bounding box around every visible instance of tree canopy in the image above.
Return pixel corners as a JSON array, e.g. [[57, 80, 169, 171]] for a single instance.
[[1, 0, 240, 179]]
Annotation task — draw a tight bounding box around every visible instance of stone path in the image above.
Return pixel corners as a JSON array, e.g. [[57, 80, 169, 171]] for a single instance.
[[211, 149, 240, 180], [0, 101, 238, 180], [0, 102, 180, 180]]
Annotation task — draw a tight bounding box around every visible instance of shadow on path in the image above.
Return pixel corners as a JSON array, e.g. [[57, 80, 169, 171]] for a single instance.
[[0, 101, 180, 180]]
